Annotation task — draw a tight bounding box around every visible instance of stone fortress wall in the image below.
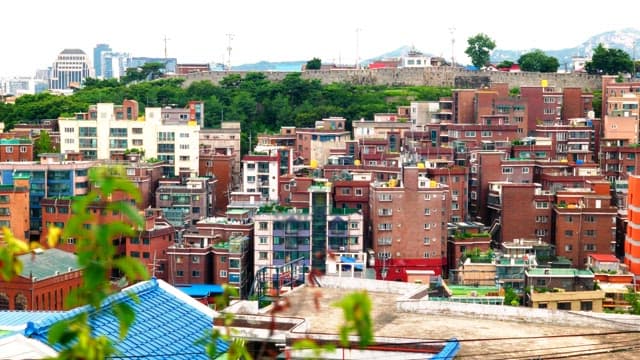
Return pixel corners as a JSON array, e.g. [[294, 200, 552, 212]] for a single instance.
[[179, 67, 601, 90]]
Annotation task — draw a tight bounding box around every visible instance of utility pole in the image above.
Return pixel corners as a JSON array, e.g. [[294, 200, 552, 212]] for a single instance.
[[226, 33, 234, 71], [448, 27, 456, 67]]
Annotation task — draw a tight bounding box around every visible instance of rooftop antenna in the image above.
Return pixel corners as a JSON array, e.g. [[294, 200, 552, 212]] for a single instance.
[[448, 27, 456, 67], [163, 35, 171, 59], [226, 33, 234, 71]]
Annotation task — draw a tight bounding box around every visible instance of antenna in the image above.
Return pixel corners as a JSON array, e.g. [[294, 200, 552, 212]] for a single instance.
[[163, 35, 171, 59], [226, 33, 234, 71], [448, 27, 456, 67]]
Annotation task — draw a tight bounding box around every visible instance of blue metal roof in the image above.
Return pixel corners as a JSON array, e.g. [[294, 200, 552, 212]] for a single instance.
[[23, 278, 228, 359], [0, 311, 62, 329], [176, 284, 224, 297]]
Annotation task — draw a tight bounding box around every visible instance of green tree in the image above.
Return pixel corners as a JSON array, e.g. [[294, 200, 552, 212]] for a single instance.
[[465, 33, 496, 69], [517, 50, 560, 72], [624, 288, 640, 315], [34, 130, 57, 158], [497, 60, 514, 70], [305, 57, 322, 70], [585, 43, 633, 75]]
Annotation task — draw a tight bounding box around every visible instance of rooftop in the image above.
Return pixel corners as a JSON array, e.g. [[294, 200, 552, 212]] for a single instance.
[[526, 268, 594, 277], [17, 248, 79, 280]]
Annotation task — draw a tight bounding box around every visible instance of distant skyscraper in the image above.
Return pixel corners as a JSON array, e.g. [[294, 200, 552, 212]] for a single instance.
[[93, 43, 111, 78], [102, 52, 130, 79], [128, 57, 177, 74], [48, 49, 91, 90]]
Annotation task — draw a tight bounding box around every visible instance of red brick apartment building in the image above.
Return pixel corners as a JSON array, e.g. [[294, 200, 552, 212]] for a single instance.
[[0, 138, 33, 162], [199, 152, 234, 215], [554, 181, 617, 268], [370, 166, 450, 279], [0, 174, 30, 241], [0, 248, 82, 310]]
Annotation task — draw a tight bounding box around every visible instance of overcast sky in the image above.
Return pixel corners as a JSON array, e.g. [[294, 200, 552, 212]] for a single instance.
[[2, 0, 639, 77]]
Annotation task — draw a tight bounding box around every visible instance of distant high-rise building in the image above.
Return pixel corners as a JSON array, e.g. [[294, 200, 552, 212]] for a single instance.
[[93, 43, 111, 78], [102, 52, 130, 79], [128, 57, 177, 74], [48, 49, 91, 90]]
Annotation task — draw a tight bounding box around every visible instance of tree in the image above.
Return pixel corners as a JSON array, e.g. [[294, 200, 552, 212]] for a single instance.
[[305, 57, 322, 70], [34, 130, 57, 158], [497, 60, 514, 70], [585, 43, 633, 75], [465, 33, 496, 69], [517, 50, 560, 73]]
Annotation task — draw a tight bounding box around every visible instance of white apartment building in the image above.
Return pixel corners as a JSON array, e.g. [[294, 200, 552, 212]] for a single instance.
[[241, 150, 280, 202], [59, 103, 199, 176]]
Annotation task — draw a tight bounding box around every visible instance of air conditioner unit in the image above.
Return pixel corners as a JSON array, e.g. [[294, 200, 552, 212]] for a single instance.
[[339, 246, 346, 251]]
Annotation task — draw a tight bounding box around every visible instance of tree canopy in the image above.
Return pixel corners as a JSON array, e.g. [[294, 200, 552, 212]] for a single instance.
[[585, 43, 633, 75], [0, 74, 452, 155], [517, 50, 560, 73], [465, 33, 496, 69], [305, 58, 322, 70]]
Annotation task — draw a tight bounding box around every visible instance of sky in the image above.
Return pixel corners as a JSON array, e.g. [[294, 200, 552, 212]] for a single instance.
[[2, 0, 640, 77]]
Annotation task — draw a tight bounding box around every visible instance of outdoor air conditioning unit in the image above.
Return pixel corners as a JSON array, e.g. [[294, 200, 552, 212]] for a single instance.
[[339, 246, 346, 251]]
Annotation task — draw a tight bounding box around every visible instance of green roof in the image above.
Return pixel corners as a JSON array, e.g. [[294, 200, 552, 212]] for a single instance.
[[18, 248, 80, 280], [527, 268, 593, 277], [447, 285, 499, 296], [0, 138, 31, 145], [226, 209, 249, 215]]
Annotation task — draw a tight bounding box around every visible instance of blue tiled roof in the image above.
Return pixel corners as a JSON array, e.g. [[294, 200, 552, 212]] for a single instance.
[[176, 284, 224, 297], [23, 278, 228, 359], [0, 311, 62, 329]]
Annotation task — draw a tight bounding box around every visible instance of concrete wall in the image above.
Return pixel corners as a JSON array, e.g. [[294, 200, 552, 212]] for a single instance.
[[318, 275, 429, 295], [178, 68, 601, 91]]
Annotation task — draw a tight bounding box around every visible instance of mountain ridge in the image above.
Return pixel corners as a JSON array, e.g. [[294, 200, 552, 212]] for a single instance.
[[233, 28, 640, 71]]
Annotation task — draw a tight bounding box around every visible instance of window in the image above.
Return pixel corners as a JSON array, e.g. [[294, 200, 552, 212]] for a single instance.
[[522, 167, 530, 174], [584, 215, 595, 222], [355, 188, 363, 196], [535, 201, 549, 209], [179, 156, 190, 161], [565, 244, 573, 252], [377, 237, 392, 245], [535, 229, 547, 236], [45, 206, 56, 214], [502, 167, 513, 174], [131, 251, 140, 258], [470, 191, 477, 200], [229, 259, 240, 269], [220, 256, 227, 263], [349, 222, 358, 229], [378, 223, 392, 231], [535, 216, 548, 223], [219, 270, 227, 278], [64, 127, 75, 133], [192, 256, 200, 263], [424, 194, 431, 201], [584, 229, 595, 237], [538, 303, 547, 309], [259, 236, 268, 244], [481, 131, 492, 137], [132, 128, 143, 134], [557, 302, 571, 310], [580, 301, 593, 311], [5, 146, 12, 153], [584, 244, 596, 251], [424, 208, 431, 215], [536, 279, 546, 286], [109, 128, 128, 137], [378, 194, 392, 201], [464, 131, 476, 137], [341, 188, 351, 195], [20, 146, 28, 153], [130, 237, 140, 244], [259, 252, 268, 260], [176, 270, 184, 277], [423, 252, 430, 258], [378, 208, 392, 216], [424, 223, 431, 230], [132, 139, 143, 146], [564, 230, 573, 237], [192, 270, 200, 278], [259, 222, 268, 230], [565, 215, 573, 223], [143, 252, 150, 259], [423, 237, 431, 245]]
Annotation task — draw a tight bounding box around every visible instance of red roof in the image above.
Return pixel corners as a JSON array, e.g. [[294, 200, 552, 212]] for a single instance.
[[589, 254, 619, 262]]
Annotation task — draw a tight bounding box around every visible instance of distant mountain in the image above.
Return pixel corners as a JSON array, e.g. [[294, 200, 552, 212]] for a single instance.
[[491, 28, 640, 67], [233, 28, 640, 71]]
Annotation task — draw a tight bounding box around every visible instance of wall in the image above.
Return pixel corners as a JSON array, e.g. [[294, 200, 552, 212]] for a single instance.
[[178, 68, 601, 91]]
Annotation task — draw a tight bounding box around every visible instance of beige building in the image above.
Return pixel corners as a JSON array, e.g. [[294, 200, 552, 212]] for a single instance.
[[530, 290, 605, 312]]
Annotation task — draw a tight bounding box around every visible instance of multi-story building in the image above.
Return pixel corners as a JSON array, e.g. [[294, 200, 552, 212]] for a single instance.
[[200, 152, 235, 215], [0, 138, 33, 162], [409, 101, 440, 130], [241, 151, 280, 202], [128, 57, 177, 74], [0, 154, 96, 240], [101, 51, 131, 80], [554, 181, 617, 268], [296, 117, 351, 166], [200, 122, 242, 182], [49, 49, 91, 90], [535, 118, 596, 163], [93, 43, 111, 78], [625, 173, 640, 276], [253, 179, 364, 274], [600, 138, 640, 181], [487, 182, 554, 246], [601, 75, 640, 144], [58, 101, 200, 176], [0, 248, 82, 310], [167, 212, 253, 297], [369, 166, 450, 280], [155, 177, 215, 228], [0, 174, 30, 240]]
